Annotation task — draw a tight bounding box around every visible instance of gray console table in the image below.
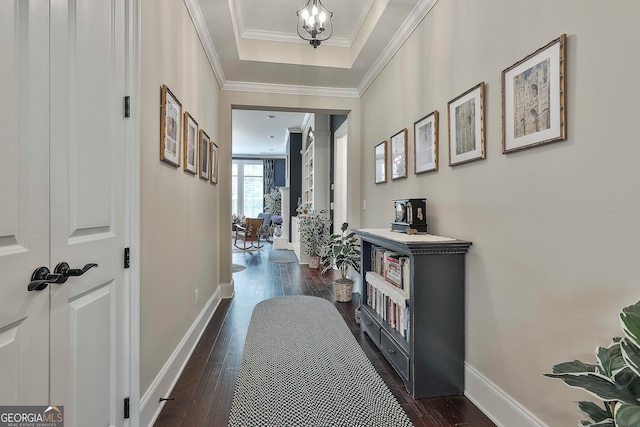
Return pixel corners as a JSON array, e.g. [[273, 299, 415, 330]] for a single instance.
[[354, 229, 472, 399]]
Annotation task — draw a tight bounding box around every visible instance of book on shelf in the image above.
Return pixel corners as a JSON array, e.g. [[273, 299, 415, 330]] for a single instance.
[[365, 274, 411, 341], [372, 249, 410, 290]]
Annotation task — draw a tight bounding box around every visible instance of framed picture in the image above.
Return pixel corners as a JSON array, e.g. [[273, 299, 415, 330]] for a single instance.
[[199, 129, 210, 180], [183, 112, 198, 174], [502, 34, 567, 153], [160, 85, 181, 166], [390, 129, 408, 180], [374, 141, 387, 184], [210, 142, 218, 184], [414, 111, 439, 174], [448, 82, 485, 166]]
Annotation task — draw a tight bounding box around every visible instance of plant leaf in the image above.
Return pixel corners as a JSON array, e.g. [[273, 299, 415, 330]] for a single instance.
[[544, 372, 638, 403], [550, 360, 598, 374], [621, 301, 640, 346], [615, 403, 640, 427], [596, 343, 625, 377], [588, 420, 615, 426], [621, 338, 640, 380], [614, 367, 640, 399], [578, 401, 611, 422]]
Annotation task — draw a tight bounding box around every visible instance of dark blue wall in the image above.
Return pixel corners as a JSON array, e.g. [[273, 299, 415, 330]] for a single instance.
[[274, 158, 286, 187]]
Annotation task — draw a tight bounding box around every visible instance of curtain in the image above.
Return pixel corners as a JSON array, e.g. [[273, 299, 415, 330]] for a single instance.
[[263, 159, 275, 195]]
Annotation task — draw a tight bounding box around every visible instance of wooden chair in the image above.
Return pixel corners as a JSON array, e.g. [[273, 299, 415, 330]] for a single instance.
[[233, 217, 265, 250]]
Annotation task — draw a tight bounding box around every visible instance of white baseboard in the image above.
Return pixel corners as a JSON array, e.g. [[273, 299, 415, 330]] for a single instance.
[[465, 363, 548, 427], [220, 278, 234, 299], [139, 288, 222, 427]]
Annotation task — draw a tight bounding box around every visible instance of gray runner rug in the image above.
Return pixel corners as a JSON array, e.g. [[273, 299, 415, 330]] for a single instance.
[[228, 295, 413, 427], [268, 249, 299, 264]]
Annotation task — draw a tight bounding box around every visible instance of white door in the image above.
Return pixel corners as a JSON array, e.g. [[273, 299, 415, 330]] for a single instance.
[[0, 2, 130, 426], [333, 121, 348, 231], [48, 1, 128, 426], [0, 0, 51, 406]]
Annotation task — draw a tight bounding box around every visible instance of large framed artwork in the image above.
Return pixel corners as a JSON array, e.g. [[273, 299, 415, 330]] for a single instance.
[[199, 129, 210, 180], [160, 85, 181, 166], [502, 34, 567, 153], [390, 129, 408, 180], [448, 82, 485, 166], [414, 111, 438, 174], [374, 141, 387, 184], [210, 142, 218, 185], [183, 112, 198, 174]]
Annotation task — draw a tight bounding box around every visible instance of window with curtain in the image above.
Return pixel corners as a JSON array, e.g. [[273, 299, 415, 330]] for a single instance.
[[232, 159, 264, 218]]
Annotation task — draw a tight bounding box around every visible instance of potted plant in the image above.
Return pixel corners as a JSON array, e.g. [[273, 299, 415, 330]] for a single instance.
[[321, 222, 361, 303], [298, 209, 330, 268], [545, 299, 640, 426], [296, 201, 312, 216], [271, 214, 283, 237], [264, 188, 281, 215]]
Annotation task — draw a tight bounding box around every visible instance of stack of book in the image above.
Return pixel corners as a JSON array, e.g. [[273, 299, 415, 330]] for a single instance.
[[371, 246, 410, 290], [365, 271, 410, 341]]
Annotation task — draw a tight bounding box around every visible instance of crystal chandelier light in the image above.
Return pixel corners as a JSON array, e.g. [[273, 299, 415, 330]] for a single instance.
[[296, 0, 333, 49]]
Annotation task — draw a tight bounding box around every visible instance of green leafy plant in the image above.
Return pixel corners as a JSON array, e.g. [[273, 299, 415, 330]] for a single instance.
[[264, 189, 282, 215], [321, 222, 360, 282], [545, 300, 640, 426], [298, 209, 330, 257]]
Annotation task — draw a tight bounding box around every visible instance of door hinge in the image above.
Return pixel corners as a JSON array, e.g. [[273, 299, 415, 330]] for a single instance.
[[124, 397, 130, 419], [124, 96, 131, 118], [124, 247, 130, 269]]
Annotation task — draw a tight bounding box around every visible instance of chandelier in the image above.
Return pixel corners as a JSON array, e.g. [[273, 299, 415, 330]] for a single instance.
[[296, 0, 333, 49]]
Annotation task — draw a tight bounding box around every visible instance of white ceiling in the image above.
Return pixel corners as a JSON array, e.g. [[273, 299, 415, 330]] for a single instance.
[[232, 109, 308, 156], [186, 0, 438, 155]]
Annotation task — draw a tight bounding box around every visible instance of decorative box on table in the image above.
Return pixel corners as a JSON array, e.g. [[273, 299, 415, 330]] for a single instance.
[[391, 198, 427, 234]]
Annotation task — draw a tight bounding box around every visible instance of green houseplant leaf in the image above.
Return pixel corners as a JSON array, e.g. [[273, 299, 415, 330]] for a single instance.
[[596, 343, 626, 377], [620, 338, 640, 380], [549, 360, 598, 374], [544, 372, 637, 403], [621, 301, 640, 346], [615, 403, 640, 426], [578, 400, 612, 422]]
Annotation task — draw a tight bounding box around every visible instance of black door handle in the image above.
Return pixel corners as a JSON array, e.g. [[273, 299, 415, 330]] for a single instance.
[[54, 262, 98, 280], [28, 267, 66, 291]]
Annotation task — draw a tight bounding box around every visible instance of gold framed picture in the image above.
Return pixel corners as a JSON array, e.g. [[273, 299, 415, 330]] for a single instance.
[[374, 141, 387, 184], [390, 129, 408, 180], [183, 112, 198, 174], [448, 82, 485, 166], [502, 34, 567, 153], [160, 85, 181, 166]]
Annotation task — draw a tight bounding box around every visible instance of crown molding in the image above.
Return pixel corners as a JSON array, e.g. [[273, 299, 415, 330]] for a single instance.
[[357, 0, 438, 96], [222, 81, 360, 99], [185, 0, 437, 99], [183, 0, 225, 89], [239, 29, 352, 48]]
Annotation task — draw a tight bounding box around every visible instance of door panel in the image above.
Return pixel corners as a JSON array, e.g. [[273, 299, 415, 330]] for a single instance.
[[49, 1, 127, 426], [0, 0, 50, 406], [69, 282, 114, 426]]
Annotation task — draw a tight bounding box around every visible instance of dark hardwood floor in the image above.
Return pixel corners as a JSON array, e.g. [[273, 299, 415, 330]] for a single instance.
[[154, 243, 496, 427]]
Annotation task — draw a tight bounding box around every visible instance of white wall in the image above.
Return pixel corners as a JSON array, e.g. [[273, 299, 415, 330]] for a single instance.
[[140, 0, 220, 400], [360, 0, 640, 425]]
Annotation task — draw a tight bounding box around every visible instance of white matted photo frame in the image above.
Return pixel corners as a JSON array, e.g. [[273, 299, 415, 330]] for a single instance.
[[210, 142, 218, 184], [390, 129, 408, 180], [160, 85, 181, 166], [448, 82, 485, 166], [414, 111, 439, 174], [199, 129, 210, 180], [502, 34, 566, 153], [374, 141, 387, 184], [183, 112, 198, 174]]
